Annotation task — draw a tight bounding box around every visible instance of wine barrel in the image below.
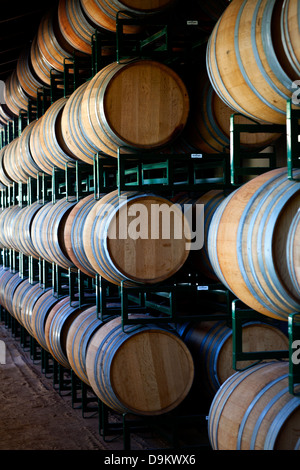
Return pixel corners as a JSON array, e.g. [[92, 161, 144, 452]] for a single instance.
[[82, 190, 191, 286], [58, 0, 98, 55], [29, 117, 52, 174], [66, 305, 104, 384], [184, 71, 281, 153], [208, 168, 300, 320], [30, 291, 67, 352], [178, 320, 289, 398], [195, 0, 230, 22], [36, 11, 74, 74], [31, 197, 77, 269], [86, 315, 194, 415], [11, 280, 41, 330], [80, 60, 189, 157], [30, 36, 55, 87], [0, 104, 14, 127], [80, 0, 175, 34], [0, 147, 14, 187], [3, 137, 28, 184], [37, 97, 78, 173], [13, 201, 44, 259], [208, 361, 300, 450], [287, 209, 300, 295], [18, 120, 43, 179], [0, 205, 23, 251], [0, 271, 24, 314], [61, 81, 100, 165], [206, 0, 299, 125], [176, 190, 227, 280], [45, 298, 91, 368], [64, 193, 98, 277], [4, 71, 29, 117], [16, 47, 45, 100], [281, 0, 300, 76], [21, 284, 53, 337]]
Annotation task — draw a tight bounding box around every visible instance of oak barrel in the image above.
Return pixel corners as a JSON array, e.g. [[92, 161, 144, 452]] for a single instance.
[[176, 190, 226, 280], [11, 280, 41, 331], [0, 271, 24, 314], [178, 320, 289, 398], [18, 120, 43, 179], [281, 0, 300, 76], [80, 60, 189, 157], [184, 70, 281, 153], [208, 361, 300, 450], [0, 147, 14, 187], [85, 315, 194, 415], [4, 71, 29, 117], [31, 197, 77, 270], [45, 298, 91, 368], [16, 47, 45, 100], [36, 11, 74, 75], [80, 0, 176, 34], [61, 81, 100, 165], [30, 291, 67, 352], [63, 193, 98, 277], [13, 201, 45, 259], [3, 137, 28, 184], [82, 190, 191, 286], [36, 97, 78, 174], [207, 168, 300, 320], [206, 0, 299, 124], [58, 0, 99, 54], [0, 205, 23, 252]]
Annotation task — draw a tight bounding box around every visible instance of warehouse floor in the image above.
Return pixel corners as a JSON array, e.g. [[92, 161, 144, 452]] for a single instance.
[[0, 322, 172, 452]]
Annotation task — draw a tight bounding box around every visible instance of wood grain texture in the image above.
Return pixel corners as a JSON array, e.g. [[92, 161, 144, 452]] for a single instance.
[[16, 47, 45, 100], [180, 320, 288, 398], [36, 11, 73, 73], [58, 0, 98, 54], [4, 71, 28, 117], [61, 81, 98, 164], [80, 60, 189, 157], [85, 315, 194, 415], [44, 296, 75, 366], [82, 190, 191, 286], [207, 168, 300, 320], [31, 291, 67, 352], [18, 121, 45, 179], [66, 305, 103, 385], [31, 198, 78, 270], [208, 361, 300, 450], [64, 193, 98, 277], [287, 209, 300, 295], [207, 0, 296, 124], [281, 0, 300, 75]]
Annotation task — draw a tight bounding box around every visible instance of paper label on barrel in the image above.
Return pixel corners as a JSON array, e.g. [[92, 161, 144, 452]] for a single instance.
[[191, 154, 203, 159], [197, 285, 209, 291]]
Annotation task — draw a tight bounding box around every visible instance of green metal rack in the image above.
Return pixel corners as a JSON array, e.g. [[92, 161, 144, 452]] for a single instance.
[[230, 113, 285, 186], [287, 98, 300, 181], [288, 313, 300, 396]]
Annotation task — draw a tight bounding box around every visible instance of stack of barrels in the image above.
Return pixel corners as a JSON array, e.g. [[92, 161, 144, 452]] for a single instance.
[[0, 0, 299, 450]]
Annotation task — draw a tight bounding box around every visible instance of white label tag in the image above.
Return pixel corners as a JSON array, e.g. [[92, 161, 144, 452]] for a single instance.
[[197, 286, 209, 291], [187, 20, 198, 25]]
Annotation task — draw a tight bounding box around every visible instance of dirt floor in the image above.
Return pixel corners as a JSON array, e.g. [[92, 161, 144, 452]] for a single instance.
[[0, 320, 210, 453]]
